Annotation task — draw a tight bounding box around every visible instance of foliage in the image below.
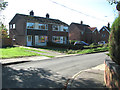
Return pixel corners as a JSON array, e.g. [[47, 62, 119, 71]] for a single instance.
[[0, 1, 8, 11], [109, 16, 120, 65], [47, 41, 83, 50], [107, 0, 119, 5], [0, 24, 8, 38], [39, 44, 108, 54]]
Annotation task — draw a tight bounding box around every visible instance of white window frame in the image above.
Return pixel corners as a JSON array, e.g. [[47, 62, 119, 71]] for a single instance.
[[38, 24, 48, 30], [52, 36, 66, 44], [10, 24, 12, 29], [13, 24, 15, 29], [63, 26, 68, 32], [27, 22, 35, 29], [52, 24, 59, 31]]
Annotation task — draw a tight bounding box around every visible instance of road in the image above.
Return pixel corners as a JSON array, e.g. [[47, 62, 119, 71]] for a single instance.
[[2, 52, 107, 88]]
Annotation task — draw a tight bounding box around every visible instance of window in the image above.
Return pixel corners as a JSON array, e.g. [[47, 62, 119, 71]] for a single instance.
[[13, 24, 15, 29], [103, 29, 105, 31], [27, 22, 35, 29], [38, 24, 48, 30], [63, 37, 66, 44], [40, 36, 46, 43], [28, 35, 32, 42], [10, 24, 15, 29], [53, 25, 59, 31], [81, 32, 84, 35], [38, 36, 47, 43], [52, 36, 66, 44], [52, 36, 61, 43], [63, 26, 68, 32], [10, 25, 12, 29]]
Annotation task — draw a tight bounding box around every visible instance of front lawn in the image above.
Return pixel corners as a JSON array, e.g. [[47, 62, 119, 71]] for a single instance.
[[0, 47, 53, 59]]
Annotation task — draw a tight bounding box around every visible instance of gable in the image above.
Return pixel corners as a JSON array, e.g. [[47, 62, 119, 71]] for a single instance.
[[99, 26, 110, 33]]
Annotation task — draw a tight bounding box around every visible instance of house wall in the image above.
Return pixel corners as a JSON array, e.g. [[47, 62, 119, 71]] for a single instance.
[[69, 24, 81, 41], [9, 16, 27, 46], [99, 27, 110, 43], [92, 30, 100, 43]]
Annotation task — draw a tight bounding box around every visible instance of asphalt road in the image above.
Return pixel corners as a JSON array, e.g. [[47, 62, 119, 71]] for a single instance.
[[2, 52, 108, 88], [7, 52, 107, 77]]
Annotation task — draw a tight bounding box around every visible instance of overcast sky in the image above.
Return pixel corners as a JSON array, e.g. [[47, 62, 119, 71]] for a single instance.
[[0, 0, 119, 30]]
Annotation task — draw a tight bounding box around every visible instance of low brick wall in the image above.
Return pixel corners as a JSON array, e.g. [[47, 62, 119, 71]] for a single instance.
[[2, 38, 13, 47], [104, 57, 120, 88]]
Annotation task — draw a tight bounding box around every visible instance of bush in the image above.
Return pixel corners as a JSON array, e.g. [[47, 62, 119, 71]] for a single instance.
[[109, 16, 120, 65], [47, 42, 83, 50]]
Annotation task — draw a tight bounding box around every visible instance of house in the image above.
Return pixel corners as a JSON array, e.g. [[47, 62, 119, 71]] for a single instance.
[[99, 23, 110, 43], [9, 11, 69, 46], [88, 27, 100, 43], [69, 22, 92, 44]]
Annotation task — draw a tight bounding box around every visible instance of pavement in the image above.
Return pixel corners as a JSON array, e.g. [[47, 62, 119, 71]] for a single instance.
[[66, 64, 106, 89], [0, 47, 106, 88]]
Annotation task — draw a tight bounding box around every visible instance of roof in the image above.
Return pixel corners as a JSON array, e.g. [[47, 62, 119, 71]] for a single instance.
[[99, 26, 110, 33], [88, 27, 97, 32], [10, 13, 69, 26], [71, 23, 91, 32]]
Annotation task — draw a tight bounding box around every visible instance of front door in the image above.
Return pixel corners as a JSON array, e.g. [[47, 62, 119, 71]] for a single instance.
[[27, 35, 32, 46]]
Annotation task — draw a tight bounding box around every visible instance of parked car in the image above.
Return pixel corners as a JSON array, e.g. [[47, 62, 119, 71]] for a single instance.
[[98, 41, 106, 45], [74, 41, 89, 46]]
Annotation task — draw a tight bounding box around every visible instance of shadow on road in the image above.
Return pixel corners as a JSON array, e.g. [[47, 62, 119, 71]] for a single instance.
[[2, 66, 67, 88]]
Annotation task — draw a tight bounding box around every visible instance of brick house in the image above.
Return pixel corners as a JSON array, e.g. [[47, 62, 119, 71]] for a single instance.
[[99, 25, 110, 43], [69, 22, 92, 44], [88, 27, 100, 43], [9, 11, 69, 46]]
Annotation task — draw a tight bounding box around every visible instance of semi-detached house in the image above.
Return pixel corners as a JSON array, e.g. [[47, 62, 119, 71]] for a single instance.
[[9, 11, 69, 46]]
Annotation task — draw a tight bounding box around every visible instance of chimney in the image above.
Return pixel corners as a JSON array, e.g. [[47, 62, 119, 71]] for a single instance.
[[108, 22, 110, 30], [81, 21, 83, 24], [46, 13, 49, 18], [30, 10, 34, 16]]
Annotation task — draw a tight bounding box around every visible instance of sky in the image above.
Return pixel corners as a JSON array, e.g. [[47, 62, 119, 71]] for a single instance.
[[0, 0, 119, 30]]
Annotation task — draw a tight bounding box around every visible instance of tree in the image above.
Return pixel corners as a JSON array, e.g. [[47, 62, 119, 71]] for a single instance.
[[107, 0, 120, 11], [0, 1, 8, 11]]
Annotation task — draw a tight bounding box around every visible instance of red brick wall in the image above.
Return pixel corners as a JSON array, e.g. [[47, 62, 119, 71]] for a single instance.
[[99, 27, 110, 43], [104, 58, 120, 88]]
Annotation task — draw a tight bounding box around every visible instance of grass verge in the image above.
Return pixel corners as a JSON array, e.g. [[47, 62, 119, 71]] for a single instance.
[[0, 47, 54, 59], [38, 46, 109, 54]]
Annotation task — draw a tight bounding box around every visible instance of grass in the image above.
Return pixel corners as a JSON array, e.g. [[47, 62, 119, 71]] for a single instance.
[[0, 44, 109, 59], [38, 45, 109, 54], [0, 47, 54, 59]]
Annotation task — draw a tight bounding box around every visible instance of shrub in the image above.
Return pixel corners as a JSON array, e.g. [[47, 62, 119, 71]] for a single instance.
[[47, 42, 83, 50], [109, 16, 120, 65]]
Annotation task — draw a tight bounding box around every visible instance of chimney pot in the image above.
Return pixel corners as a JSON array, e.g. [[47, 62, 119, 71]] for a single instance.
[[46, 13, 49, 18], [81, 21, 83, 24], [30, 10, 34, 16]]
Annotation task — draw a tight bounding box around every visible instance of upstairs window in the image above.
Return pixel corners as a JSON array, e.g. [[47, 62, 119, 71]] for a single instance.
[[13, 24, 15, 29], [63, 26, 68, 32], [38, 24, 48, 30], [53, 25, 59, 31], [10, 24, 12, 29], [27, 22, 35, 29], [10, 24, 15, 29]]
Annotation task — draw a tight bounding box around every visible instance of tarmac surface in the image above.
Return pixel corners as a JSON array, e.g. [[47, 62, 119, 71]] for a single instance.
[[1, 46, 107, 89]]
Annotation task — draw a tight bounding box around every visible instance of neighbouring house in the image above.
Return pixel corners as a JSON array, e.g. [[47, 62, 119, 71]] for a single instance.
[[88, 27, 100, 43], [69, 21, 92, 44], [9, 11, 69, 46], [99, 23, 110, 43]]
